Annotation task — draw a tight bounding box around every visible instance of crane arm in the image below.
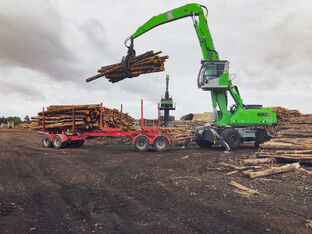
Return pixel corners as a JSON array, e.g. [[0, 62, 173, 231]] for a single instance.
[[120, 3, 276, 129], [125, 3, 218, 61]]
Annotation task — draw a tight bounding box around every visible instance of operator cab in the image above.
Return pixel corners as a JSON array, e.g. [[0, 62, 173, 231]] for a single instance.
[[198, 60, 229, 90]]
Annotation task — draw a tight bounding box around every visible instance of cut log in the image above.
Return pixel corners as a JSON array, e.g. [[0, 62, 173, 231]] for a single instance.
[[218, 162, 261, 171], [226, 171, 239, 176], [242, 158, 275, 166], [244, 162, 300, 178], [298, 168, 312, 175], [229, 181, 261, 196], [32, 121, 85, 130]]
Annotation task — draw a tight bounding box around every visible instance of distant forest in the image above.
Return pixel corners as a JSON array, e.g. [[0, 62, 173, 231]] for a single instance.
[[0, 115, 30, 125]]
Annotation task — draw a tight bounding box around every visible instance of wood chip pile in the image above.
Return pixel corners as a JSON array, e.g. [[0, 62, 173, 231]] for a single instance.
[[31, 105, 135, 131], [86, 51, 168, 83]]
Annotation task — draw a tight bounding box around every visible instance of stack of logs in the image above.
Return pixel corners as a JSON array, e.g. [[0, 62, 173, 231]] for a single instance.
[[160, 127, 189, 139], [265, 107, 302, 135], [160, 121, 209, 139], [31, 104, 135, 131], [86, 51, 168, 83], [257, 108, 312, 163]]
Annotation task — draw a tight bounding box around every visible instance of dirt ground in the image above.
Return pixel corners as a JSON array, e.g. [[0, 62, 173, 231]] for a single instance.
[[0, 129, 311, 234]]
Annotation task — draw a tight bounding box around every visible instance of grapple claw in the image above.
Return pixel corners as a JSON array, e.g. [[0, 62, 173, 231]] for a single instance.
[[122, 37, 136, 77]]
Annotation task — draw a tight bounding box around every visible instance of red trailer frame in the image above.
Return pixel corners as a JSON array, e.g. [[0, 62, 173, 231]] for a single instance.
[[40, 100, 174, 152]]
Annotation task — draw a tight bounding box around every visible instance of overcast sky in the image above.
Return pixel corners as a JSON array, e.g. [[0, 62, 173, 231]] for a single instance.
[[0, 0, 311, 119]]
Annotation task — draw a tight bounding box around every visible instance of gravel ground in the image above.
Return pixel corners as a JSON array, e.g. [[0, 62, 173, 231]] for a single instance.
[[0, 128, 311, 233]]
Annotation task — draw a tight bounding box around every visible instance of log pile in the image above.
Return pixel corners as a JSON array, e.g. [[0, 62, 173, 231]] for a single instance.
[[159, 121, 209, 139], [223, 158, 304, 179], [160, 127, 189, 139], [243, 162, 300, 178], [256, 114, 312, 163], [86, 51, 168, 83], [19, 123, 31, 129], [137, 120, 208, 139], [31, 104, 135, 131], [265, 107, 302, 135]]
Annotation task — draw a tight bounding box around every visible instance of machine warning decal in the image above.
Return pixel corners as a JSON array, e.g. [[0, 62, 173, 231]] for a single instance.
[[167, 12, 173, 19]]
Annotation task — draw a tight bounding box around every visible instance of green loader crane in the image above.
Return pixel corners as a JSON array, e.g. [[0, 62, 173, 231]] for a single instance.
[[122, 3, 277, 150]]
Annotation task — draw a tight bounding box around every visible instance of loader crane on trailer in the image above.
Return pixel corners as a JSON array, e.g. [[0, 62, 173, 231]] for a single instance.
[[160, 74, 176, 127], [122, 3, 277, 150]]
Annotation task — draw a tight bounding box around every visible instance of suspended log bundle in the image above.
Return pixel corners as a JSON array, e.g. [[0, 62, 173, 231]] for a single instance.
[[256, 114, 312, 163], [31, 104, 135, 131], [86, 51, 169, 83]]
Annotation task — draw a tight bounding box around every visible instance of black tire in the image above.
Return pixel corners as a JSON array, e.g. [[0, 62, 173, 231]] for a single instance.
[[255, 129, 268, 149], [153, 136, 169, 152], [42, 135, 52, 148], [52, 135, 65, 149], [134, 136, 149, 152], [71, 140, 84, 147], [196, 140, 213, 148], [220, 128, 241, 150]]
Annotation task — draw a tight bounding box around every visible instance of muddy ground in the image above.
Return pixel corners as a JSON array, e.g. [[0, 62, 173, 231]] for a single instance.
[[0, 129, 311, 233]]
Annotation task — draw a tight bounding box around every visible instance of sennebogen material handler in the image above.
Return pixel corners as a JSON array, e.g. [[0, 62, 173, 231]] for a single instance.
[[120, 3, 277, 150]]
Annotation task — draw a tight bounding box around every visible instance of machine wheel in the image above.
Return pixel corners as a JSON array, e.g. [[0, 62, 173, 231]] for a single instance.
[[153, 136, 169, 152], [196, 140, 213, 148], [71, 140, 84, 147], [42, 135, 52, 148], [134, 136, 149, 152], [255, 129, 269, 149], [220, 128, 241, 150], [52, 135, 65, 149]]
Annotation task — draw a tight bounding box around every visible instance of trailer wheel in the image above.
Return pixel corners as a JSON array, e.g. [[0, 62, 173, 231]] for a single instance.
[[42, 135, 52, 148], [221, 128, 241, 150], [71, 140, 84, 147], [196, 140, 213, 148], [52, 135, 65, 149], [153, 136, 169, 152], [134, 136, 149, 152]]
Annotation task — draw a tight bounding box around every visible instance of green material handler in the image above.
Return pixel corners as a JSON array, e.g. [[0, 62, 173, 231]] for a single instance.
[[122, 3, 277, 150]]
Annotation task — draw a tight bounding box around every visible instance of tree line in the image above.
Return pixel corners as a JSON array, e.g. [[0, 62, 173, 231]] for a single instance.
[[0, 115, 31, 125]]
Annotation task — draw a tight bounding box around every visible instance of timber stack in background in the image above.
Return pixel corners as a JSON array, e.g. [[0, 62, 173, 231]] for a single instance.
[[86, 50, 168, 83], [31, 104, 135, 131], [160, 121, 210, 139], [257, 107, 312, 163], [265, 107, 302, 135]]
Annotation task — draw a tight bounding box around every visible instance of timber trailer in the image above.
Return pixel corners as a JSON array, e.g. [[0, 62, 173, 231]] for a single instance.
[[119, 3, 277, 150], [40, 100, 185, 152]]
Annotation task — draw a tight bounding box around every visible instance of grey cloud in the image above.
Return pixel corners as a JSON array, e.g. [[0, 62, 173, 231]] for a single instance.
[[80, 19, 109, 52], [0, 81, 45, 101], [222, 0, 312, 95], [268, 12, 312, 69], [0, 0, 81, 81]]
